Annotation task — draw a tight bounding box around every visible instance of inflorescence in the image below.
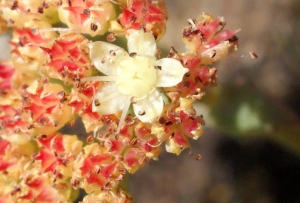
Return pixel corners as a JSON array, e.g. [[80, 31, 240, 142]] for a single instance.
[[0, 0, 239, 202]]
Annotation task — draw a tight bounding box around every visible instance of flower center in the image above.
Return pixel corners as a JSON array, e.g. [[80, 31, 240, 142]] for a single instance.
[[116, 56, 157, 98]]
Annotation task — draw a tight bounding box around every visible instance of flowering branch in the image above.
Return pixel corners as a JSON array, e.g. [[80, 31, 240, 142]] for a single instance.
[[0, 0, 239, 202]]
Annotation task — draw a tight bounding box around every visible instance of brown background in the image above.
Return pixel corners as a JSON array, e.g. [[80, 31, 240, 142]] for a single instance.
[[129, 0, 300, 202]]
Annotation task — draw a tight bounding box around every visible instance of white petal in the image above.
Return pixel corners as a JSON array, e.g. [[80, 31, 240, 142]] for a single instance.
[[92, 82, 128, 115], [201, 41, 229, 64], [133, 90, 163, 123], [127, 29, 156, 57], [89, 41, 129, 75], [155, 58, 188, 87]]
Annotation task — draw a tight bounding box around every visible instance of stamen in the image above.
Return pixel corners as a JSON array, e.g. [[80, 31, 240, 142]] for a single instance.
[[93, 126, 101, 138], [32, 27, 80, 34], [154, 65, 162, 70], [116, 97, 131, 133], [249, 51, 258, 59], [81, 76, 117, 82], [94, 99, 100, 106], [187, 19, 196, 30], [108, 0, 125, 5], [130, 96, 137, 104], [147, 141, 162, 148], [138, 111, 146, 116]]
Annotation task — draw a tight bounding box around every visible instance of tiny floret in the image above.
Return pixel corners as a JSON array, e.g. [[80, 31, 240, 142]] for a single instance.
[[85, 29, 188, 132]]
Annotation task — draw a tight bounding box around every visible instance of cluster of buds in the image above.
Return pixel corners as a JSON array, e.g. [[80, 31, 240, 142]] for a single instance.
[[0, 0, 239, 202]]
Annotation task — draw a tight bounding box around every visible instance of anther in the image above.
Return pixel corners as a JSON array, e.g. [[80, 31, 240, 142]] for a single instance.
[[101, 57, 108, 63], [191, 29, 201, 35], [125, 115, 135, 125], [249, 51, 258, 59], [165, 121, 173, 126], [72, 178, 80, 188], [86, 135, 94, 143], [170, 132, 175, 138], [39, 117, 48, 125], [96, 167, 101, 174], [37, 6, 43, 13], [107, 33, 116, 42], [27, 124, 34, 129], [209, 50, 216, 58], [194, 76, 202, 84], [62, 159, 69, 166], [194, 154, 202, 161], [0, 89, 7, 95], [73, 77, 81, 88], [94, 99, 100, 106], [156, 49, 162, 58], [174, 117, 181, 124], [130, 138, 138, 146], [138, 111, 146, 116], [8, 19, 15, 24], [57, 91, 66, 103], [184, 72, 190, 77], [228, 35, 238, 42], [11, 1, 18, 10], [57, 0, 62, 6], [109, 50, 116, 56], [57, 172, 63, 179], [129, 52, 137, 57], [90, 23, 98, 31], [42, 2, 49, 8], [40, 134, 47, 139], [130, 97, 137, 104], [118, 168, 127, 174], [129, 15, 137, 23], [154, 65, 162, 70], [189, 114, 196, 120], [83, 9, 90, 16], [159, 116, 167, 124], [219, 16, 226, 27], [183, 81, 190, 88]]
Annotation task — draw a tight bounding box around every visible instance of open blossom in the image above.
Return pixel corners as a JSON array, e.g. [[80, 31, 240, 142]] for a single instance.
[[84, 29, 188, 132]]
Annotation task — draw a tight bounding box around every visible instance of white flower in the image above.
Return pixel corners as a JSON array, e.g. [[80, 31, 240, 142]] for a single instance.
[[83, 29, 188, 132]]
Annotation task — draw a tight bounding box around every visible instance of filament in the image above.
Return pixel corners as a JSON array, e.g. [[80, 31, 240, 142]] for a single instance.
[[116, 97, 131, 133], [81, 76, 117, 82], [32, 27, 80, 34]]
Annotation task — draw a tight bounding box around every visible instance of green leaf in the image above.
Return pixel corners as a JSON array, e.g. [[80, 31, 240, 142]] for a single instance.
[[200, 84, 300, 155]]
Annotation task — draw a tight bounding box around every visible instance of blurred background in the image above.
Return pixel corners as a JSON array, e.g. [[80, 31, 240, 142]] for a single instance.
[[129, 0, 300, 202], [1, 0, 299, 202]]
